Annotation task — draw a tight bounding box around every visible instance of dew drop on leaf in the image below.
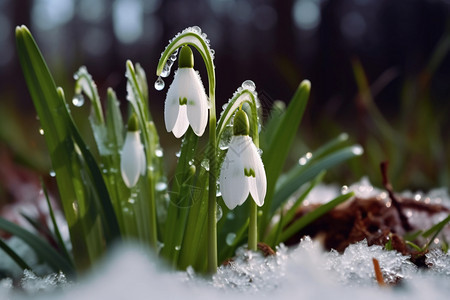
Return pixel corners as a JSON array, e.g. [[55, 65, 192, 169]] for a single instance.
[[154, 76, 165, 91], [216, 204, 223, 222], [226, 232, 237, 246]]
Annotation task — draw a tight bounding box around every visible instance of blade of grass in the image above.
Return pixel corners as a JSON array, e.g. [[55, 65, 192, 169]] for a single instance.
[[41, 178, 73, 264], [0, 217, 74, 276], [265, 170, 326, 246], [0, 238, 32, 271], [422, 214, 450, 250]]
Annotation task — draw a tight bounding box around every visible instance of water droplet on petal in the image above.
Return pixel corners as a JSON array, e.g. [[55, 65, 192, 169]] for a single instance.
[[72, 94, 85, 107], [241, 80, 256, 91], [226, 232, 237, 246], [49, 170, 56, 177], [216, 204, 223, 222], [154, 76, 165, 91]]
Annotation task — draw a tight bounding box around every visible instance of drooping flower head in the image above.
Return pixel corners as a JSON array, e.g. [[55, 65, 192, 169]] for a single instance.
[[164, 45, 208, 138], [219, 109, 267, 210], [120, 113, 146, 188]]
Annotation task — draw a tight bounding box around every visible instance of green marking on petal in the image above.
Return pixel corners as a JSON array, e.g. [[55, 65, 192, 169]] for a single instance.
[[179, 97, 188, 105], [244, 168, 255, 177]]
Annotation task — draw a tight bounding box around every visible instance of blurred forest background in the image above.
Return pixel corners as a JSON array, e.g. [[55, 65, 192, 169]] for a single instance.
[[0, 0, 449, 210]]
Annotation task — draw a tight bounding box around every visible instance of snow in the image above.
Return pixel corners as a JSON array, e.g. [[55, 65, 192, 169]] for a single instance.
[[1, 179, 449, 299]]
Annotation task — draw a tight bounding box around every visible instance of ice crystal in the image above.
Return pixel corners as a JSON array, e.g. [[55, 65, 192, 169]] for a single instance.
[[425, 248, 450, 276], [325, 239, 416, 286], [212, 244, 288, 293]]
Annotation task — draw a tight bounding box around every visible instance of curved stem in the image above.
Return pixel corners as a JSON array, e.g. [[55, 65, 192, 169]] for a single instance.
[[157, 28, 218, 272]]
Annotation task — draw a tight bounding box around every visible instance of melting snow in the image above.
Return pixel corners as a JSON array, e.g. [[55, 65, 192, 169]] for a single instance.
[[1, 179, 449, 299]]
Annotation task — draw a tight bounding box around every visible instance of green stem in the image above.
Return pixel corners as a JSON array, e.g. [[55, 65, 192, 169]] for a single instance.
[[207, 91, 218, 273], [155, 28, 218, 272], [248, 199, 258, 251], [147, 171, 158, 248]]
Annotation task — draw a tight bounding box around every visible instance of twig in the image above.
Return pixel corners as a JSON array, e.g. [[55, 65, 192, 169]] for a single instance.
[[372, 257, 386, 287], [380, 161, 412, 231]]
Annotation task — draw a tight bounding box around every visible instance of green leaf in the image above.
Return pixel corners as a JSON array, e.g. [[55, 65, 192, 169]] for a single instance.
[[0, 217, 74, 276], [161, 128, 198, 264], [16, 25, 120, 271], [260, 80, 310, 231], [272, 145, 363, 212]]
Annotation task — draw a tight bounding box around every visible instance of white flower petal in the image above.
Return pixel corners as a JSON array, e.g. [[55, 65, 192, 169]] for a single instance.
[[241, 136, 266, 206], [220, 137, 249, 210], [164, 69, 208, 138], [121, 132, 145, 188], [185, 69, 208, 136], [139, 144, 146, 176], [164, 72, 181, 133], [171, 104, 189, 138]]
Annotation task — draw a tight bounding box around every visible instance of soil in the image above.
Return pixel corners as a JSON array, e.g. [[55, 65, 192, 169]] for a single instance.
[[285, 194, 449, 267], [285, 162, 450, 269]]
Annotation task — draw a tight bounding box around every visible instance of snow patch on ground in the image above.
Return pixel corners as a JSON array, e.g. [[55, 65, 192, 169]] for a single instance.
[[1, 179, 449, 299]]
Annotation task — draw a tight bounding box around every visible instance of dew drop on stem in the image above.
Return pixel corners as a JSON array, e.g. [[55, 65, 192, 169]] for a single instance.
[[241, 80, 256, 92], [72, 94, 85, 107], [216, 204, 223, 222], [39, 128, 44, 135], [154, 76, 165, 91]]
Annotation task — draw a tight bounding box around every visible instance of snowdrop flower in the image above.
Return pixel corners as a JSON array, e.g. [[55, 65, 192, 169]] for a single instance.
[[165, 45, 208, 138], [220, 109, 266, 210], [121, 113, 146, 188]]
